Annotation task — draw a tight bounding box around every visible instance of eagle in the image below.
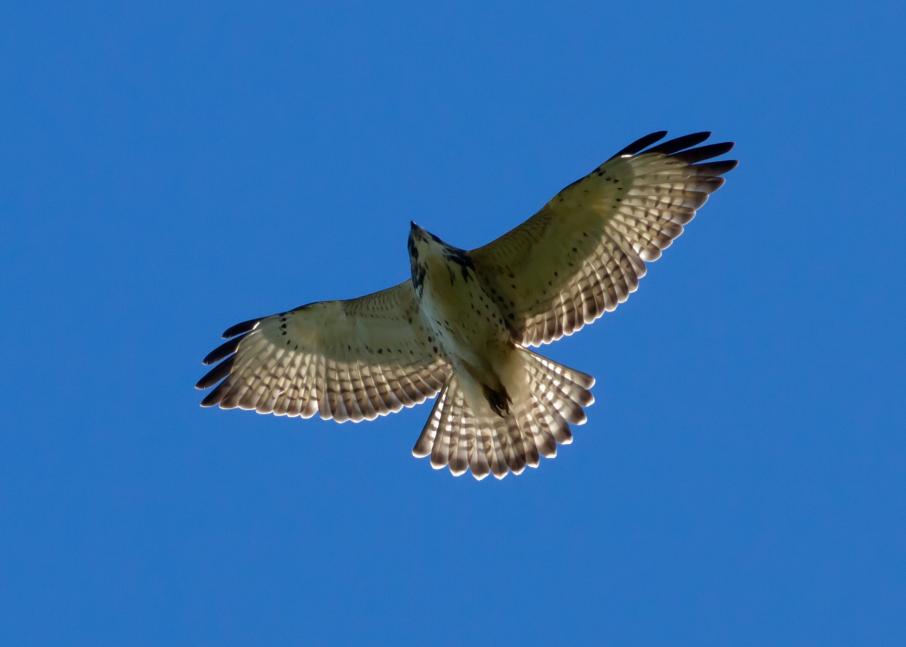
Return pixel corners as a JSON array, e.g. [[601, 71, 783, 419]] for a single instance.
[[196, 131, 737, 480]]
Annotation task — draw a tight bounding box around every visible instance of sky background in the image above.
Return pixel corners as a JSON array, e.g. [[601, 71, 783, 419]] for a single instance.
[[2, 1, 905, 645]]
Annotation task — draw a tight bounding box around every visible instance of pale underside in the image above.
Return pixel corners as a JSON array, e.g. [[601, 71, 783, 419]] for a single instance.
[[196, 130, 737, 479]]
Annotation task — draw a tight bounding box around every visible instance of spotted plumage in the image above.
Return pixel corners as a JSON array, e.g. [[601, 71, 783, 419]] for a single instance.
[[197, 131, 737, 479]]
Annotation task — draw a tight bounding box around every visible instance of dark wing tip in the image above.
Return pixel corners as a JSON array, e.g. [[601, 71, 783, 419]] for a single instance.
[[646, 131, 711, 155], [195, 356, 236, 390], [611, 131, 737, 164], [200, 381, 230, 406], [694, 159, 739, 175], [673, 141, 735, 164], [202, 334, 247, 365], [222, 318, 260, 339], [609, 130, 668, 159]]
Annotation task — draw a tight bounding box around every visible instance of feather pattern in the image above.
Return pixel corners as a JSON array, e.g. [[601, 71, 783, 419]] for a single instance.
[[471, 131, 737, 346], [412, 350, 595, 479], [196, 281, 451, 421], [197, 130, 736, 480]]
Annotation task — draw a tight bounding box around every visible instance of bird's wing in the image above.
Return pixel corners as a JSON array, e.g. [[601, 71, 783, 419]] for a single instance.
[[471, 131, 737, 347], [196, 280, 450, 422]]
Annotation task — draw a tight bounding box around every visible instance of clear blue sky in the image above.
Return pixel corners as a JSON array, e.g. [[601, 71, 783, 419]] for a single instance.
[[3, 2, 904, 645]]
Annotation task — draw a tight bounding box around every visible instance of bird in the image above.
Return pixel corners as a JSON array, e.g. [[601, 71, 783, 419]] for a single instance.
[[196, 130, 737, 480]]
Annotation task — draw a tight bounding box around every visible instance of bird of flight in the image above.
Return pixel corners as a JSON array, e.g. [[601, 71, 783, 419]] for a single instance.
[[197, 131, 737, 480]]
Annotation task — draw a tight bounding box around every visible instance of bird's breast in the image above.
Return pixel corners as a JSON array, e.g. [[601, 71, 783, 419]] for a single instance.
[[417, 256, 510, 361]]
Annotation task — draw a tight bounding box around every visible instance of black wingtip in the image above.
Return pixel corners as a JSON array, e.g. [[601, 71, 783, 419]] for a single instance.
[[694, 159, 739, 174], [202, 334, 246, 365], [195, 356, 235, 390], [222, 318, 260, 339], [200, 381, 229, 406], [673, 141, 735, 164], [613, 131, 738, 165], [610, 130, 668, 159], [647, 131, 711, 155]]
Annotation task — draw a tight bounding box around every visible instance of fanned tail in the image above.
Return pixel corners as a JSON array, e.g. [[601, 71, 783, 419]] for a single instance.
[[412, 350, 595, 480]]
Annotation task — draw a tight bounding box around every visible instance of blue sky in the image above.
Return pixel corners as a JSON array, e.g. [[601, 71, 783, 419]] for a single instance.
[[2, 1, 904, 645]]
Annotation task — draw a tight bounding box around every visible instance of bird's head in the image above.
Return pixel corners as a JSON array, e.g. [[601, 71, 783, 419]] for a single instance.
[[407, 221, 447, 258], [407, 222, 439, 292], [408, 221, 452, 267], [407, 221, 474, 294]]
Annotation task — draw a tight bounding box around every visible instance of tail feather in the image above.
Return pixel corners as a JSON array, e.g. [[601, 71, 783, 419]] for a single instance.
[[541, 400, 573, 445], [429, 382, 455, 469], [502, 414, 527, 475], [524, 400, 558, 458], [520, 413, 541, 468], [447, 388, 470, 476], [469, 423, 491, 479], [412, 382, 446, 458], [412, 349, 596, 479], [483, 416, 510, 479]]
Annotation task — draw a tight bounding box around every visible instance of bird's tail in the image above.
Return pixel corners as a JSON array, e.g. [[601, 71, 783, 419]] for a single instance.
[[412, 349, 595, 479]]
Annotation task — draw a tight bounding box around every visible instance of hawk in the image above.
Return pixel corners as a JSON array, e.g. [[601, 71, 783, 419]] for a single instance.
[[196, 131, 737, 479]]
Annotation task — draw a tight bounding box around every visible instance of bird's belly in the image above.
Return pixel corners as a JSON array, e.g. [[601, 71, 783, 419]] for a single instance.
[[418, 265, 527, 419], [418, 272, 509, 365]]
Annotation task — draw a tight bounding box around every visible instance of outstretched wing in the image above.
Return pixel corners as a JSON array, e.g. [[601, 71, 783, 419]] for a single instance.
[[471, 131, 737, 346], [196, 281, 450, 422]]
